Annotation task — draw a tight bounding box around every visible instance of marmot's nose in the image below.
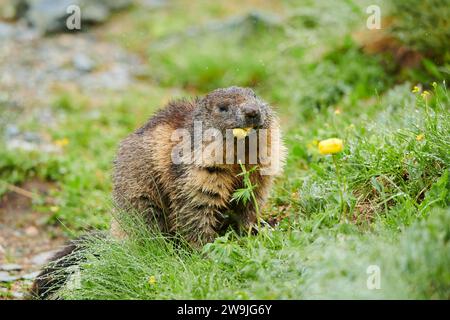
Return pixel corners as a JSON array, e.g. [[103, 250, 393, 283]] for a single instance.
[[244, 105, 260, 119]]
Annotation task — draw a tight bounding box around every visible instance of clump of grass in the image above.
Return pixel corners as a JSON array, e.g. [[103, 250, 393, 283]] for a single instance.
[[57, 210, 245, 300], [54, 203, 449, 300], [388, 0, 450, 61], [148, 35, 274, 92], [280, 82, 449, 230], [298, 206, 450, 299]]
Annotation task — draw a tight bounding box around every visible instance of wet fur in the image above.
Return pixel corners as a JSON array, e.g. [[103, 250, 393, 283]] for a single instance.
[[31, 87, 286, 298], [112, 86, 286, 246]]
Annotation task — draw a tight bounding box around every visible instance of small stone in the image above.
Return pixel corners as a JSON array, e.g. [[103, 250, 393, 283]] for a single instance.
[[4, 124, 20, 139], [24, 0, 132, 34], [0, 22, 15, 40], [23, 131, 41, 143], [31, 250, 56, 266], [24, 226, 39, 236], [11, 291, 24, 299], [73, 53, 95, 72], [0, 263, 22, 272], [21, 271, 40, 280], [82, 3, 110, 23], [0, 271, 19, 282], [141, 0, 167, 9]]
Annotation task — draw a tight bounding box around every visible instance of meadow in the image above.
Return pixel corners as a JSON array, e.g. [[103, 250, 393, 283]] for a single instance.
[[0, 0, 448, 299]]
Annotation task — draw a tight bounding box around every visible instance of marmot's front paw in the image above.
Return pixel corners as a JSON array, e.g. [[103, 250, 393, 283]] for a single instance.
[[186, 231, 218, 249], [239, 221, 259, 236]]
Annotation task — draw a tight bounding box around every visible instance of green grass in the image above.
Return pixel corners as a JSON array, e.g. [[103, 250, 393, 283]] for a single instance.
[[0, 86, 176, 230], [56, 206, 449, 300], [1, 0, 449, 299], [54, 81, 449, 300]]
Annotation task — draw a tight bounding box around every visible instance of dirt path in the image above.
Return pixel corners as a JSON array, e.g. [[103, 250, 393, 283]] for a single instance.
[[0, 16, 144, 299], [0, 180, 67, 299]]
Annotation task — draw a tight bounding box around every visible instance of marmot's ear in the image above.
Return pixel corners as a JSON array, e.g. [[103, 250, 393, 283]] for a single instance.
[[246, 88, 257, 98], [199, 97, 214, 110]]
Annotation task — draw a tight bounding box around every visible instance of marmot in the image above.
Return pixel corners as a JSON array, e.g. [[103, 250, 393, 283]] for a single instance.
[[111, 86, 285, 246], [31, 86, 285, 298]]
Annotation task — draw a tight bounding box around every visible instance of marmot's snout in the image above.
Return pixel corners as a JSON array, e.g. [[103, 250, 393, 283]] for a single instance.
[[241, 103, 264, 128]]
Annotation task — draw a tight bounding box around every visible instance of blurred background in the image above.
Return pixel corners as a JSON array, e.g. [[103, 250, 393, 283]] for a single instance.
[[0, 0, 448, 299]]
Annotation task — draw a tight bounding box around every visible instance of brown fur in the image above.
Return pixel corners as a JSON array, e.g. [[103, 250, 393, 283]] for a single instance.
[[112, 86, 286, 247]]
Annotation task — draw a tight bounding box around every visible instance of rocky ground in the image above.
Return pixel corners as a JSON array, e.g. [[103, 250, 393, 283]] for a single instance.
[[0, 7, 145, 299], [0, 180, 65, 299]]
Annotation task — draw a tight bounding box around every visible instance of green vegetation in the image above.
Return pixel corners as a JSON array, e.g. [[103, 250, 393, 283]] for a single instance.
[[1, 0, 448, 299], [389, 0, 450, 61], [58, 206, 450, 299]]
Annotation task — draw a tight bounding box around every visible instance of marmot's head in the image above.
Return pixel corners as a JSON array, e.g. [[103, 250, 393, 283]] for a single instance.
[[193, 86, 272, 133]]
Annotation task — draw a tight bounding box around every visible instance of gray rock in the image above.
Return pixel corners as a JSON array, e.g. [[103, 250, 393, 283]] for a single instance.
[[0, 22, 15, 40], [141, 0, 167, 9], [11, 291, 25, 299], [0, 263, 23, 271], [4, 124, 20, 139], [31, 250, 57, 266], [36, 108, 55, 125], [7, 138, 44, 152], [0, 271, 19, 282], [73, 53, 95, 72], [83, 64, 131, 90], [150, 10, 282, 50], [23, 131, 41, 142], [21, 271, 40, 280], [84, 3, 109, 22], [23, 0, 133, 34], [26, 0, 74, 34], [106, 0, 133, 10]]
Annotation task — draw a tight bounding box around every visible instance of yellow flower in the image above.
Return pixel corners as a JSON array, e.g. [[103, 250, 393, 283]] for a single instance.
[[421, 90, 430, 99], [412, 85, 421, 93], [148, 275, 156, 285], [318, 138, 344, 155], [232, 127, 252, 139], [416, 134, 425, 141], [54, 138, 69, 147]]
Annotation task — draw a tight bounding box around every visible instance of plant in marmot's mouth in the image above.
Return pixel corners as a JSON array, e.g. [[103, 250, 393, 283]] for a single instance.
[[232, 162, 262, 234]]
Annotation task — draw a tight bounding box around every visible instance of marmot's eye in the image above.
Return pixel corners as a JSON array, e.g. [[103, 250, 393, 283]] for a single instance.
[[218, 103, 229, 112]]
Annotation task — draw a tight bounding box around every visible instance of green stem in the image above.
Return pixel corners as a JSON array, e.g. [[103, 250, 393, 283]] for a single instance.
[[251, 191, 261, 230], [332, 154, 346, 221]]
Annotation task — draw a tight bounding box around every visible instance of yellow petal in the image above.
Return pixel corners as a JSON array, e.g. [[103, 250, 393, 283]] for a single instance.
[[421, 91, 430, 98], [318, 138, 344, 155], [412, 85, 421, 93], [55, 138, 69, 147]]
